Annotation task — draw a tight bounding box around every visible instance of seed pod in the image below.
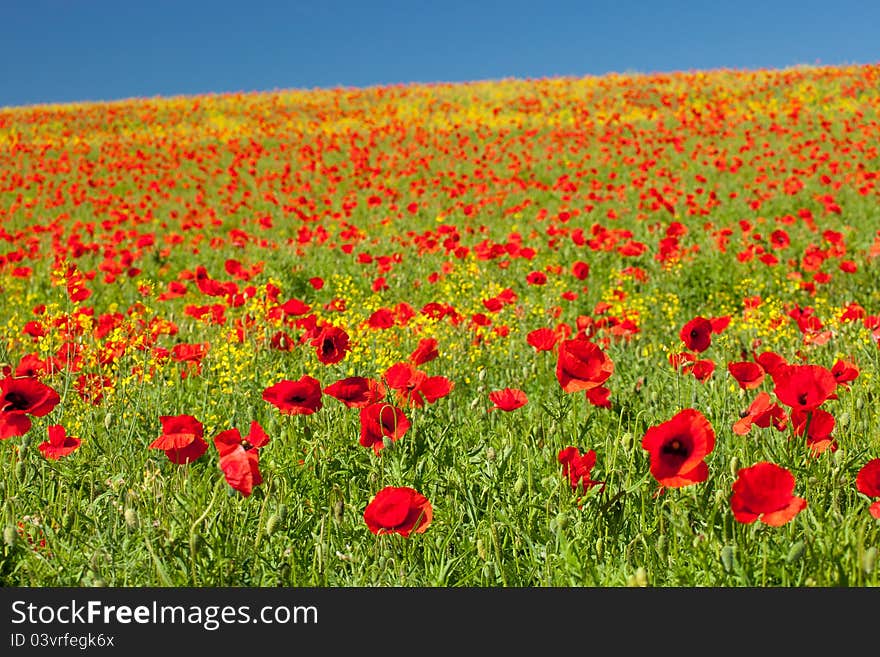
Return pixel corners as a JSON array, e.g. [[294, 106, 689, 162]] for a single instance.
[[554, 512, 568, 531], [513, 476, 525, 497], [276, 504, 289, 522], [595, 537, 604, 560], [104, 412, 113, 430], [265, 513, 281, 536], [485, 447, 496, 462], [729, 456, 740, 478], [620, 432, 632, 450], [333, 499, 344, 523], [786, 540, 805, 564], [476, 538, 487, 560]]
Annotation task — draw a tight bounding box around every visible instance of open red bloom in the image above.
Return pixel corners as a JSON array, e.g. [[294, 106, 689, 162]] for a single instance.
[[772, 364, 837, 411], [409, 338, 439, 366], [214, 421, 269, 497], [38, 425, 81, 460], [526, 327, 559, 352], [324, 376, 386, 408], [733, 391, 788, 435], [363, 485, 432, 537], [359, 403, 410, 455], [730, 462, 807, 526], [311, 325, 350, 365], [384, 362, 453, 408], [0, 376, 61, 440], [488, 388, 528, 412], [727, 361, 765, 389], [856, 459, 880, 519], [831, 358, 859, 388], [149, 414, 208, 464], [262, 375, 323, 415], [641, 408, 715, 488], [555, 338, 613, 393], [791, 408, 837, 455], [679, 316, 713, 353], [557, 446, 603, 493]]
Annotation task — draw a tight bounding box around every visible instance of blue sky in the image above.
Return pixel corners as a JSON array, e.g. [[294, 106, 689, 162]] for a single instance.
[[3, 0, 879, 108]]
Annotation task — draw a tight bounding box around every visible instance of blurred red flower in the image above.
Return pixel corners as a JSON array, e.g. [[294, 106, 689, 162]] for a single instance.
[[38, 425, 81, 460], [642, 408, 715, 488], [384, 362, 453, 408], [856, 459, 880, 519], [733, 391, 788, 435], [363, 485, 432, 537], [149, 414, 208, 464], [488, 388, 528, 412], [263, 375, 323, 415], [730, 461, 807, 526], [409, 338, 439, 366]]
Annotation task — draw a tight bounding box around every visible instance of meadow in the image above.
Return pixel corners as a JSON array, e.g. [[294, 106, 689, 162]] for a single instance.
[[1, 63, 879, 586]]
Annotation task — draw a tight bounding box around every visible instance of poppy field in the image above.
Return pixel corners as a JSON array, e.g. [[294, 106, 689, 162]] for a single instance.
[[1, 63, 879, 587]]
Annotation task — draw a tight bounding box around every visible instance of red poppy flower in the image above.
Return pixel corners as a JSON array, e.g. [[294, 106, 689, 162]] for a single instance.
[[571, 261, 590, 280], [727, 361, 765, 390], [488, 388, 528, 412], [790, 408, 837, 454], [772, 364, 837, 411], [38, 425, 81, 460], [324, 376, 387, 408], [409, 338, 439, 366], [856, 459, 880, 519], [363, 485, 432, 537], [730, 462, 807, 526], [557, 446, 603, 493], [641, 408, 715, 488], [384, 362, 453, 408], [0, 376, 61, 440], [585, 386, 611, 408], [262, 375, 323, 415], [214, 421, 269, 497], [310, 325, 350, 365], [149, 414, 208, 464], [526, 327, 559, 352], [555, 338, 614, 393], [733, 391, 788, 435], [754, 350, 787, 377], [679, 317, 713, 353], [831, 358, 859, 388], [359, 403, 410, 455]]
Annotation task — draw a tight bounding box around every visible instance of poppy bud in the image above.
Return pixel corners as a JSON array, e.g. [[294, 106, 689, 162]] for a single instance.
[[513, 476, 525, 496], [620, 432, 632, 449], [104, 412, 113, 429], [476, 538, 487, 560], [554, 512, 568, 531], [595, 537, 603, 559], [720, 545, 735, 573], [382, 435, 394, 451], [333, 499, 345, 523], [863, 546, 877, 574], [3, 525, 17, 548], [786, 540, 805, 564], [91, 577, 108, 587], [729, 456, 739, 478], [276, 504, 288, 522], [856, 396, 864, 410], [486, 447, 496, 462], [265, 514, 281, 536], [189, 530, 203, 553], [837, 412, 849, 428], [61, 513, 74, 532], [15, 462, 26, 482], [124, 508, 139, 530]]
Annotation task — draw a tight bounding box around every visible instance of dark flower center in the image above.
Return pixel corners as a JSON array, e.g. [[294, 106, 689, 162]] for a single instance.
[[797, 392, 809, 406], [288, 395, 306, 404], [661, 437, 689, 458], [690, 329, 700, 339], [3, 392, 29, 412], [321, 338, 335, 355]]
